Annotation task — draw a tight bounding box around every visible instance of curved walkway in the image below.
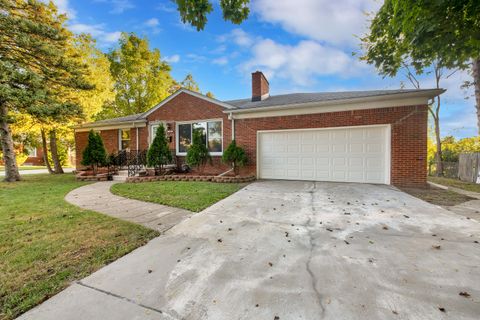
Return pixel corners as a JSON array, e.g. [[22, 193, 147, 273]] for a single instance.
[[65, 181, 192, 232]]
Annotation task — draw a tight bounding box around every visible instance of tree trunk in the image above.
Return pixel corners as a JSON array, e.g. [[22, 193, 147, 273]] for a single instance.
[[40, 128, 54, 174], [434, 115, 443, 177], [0, 103, 20, 182], [473, 58, 480, 135], [49, 129, 64, 174]]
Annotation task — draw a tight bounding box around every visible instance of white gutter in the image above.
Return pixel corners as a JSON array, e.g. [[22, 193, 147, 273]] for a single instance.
[[229, 112, 235, 140]]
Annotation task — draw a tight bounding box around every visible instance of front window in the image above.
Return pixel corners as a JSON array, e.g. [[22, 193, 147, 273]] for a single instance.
[[119, 129, 130, 150], [177, 120, 222, 155], [27, 147, 37, 157]]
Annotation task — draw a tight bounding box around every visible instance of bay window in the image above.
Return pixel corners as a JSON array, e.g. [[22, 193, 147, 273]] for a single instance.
[[177, 120, 223, 155]]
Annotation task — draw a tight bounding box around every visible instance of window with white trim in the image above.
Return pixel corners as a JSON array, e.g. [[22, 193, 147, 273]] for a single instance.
[[177, 120, 223, 155], [119, 129, 130, 150]]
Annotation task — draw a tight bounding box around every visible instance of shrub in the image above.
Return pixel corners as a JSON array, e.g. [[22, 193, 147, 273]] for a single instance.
[[147, 123, 172, 175], [81, 130, 107, 175], [186, 129, 211, 172], [222, 140, 247, 175]]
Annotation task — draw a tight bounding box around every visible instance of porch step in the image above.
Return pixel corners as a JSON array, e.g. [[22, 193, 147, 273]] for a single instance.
[[117, 170, 129, 176], [112, 175, 128, 182]]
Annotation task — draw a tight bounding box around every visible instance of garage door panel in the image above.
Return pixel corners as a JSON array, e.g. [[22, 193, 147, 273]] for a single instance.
[[258, 126, 389, 184]]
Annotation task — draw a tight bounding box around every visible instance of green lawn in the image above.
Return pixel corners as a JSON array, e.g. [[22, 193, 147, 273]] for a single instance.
[[428, 176, 480, 193], [111, 181, 248, 212], [0, 174, 158, 320], [0, 166, 46, 171]]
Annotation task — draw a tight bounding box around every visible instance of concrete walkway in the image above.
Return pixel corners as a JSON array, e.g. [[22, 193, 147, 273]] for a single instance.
[[65, 181, 192, 232], [0, 168, 74, 176]]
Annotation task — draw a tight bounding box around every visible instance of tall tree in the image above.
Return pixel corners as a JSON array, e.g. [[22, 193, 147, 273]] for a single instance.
[[180, 73, 200, 92], [173, 0, 250, 31], [101, 33, 175, 118], [401, 62, 456, 176], [73, 34, 115, 122], [361, 0, 480, 133], [0, 0, 89, 181]]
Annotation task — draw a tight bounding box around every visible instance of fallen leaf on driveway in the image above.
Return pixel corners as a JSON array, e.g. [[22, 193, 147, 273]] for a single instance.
[[459, 291, 471, 298], [438, 307, 446, 313], [432, 245, 441, 250]]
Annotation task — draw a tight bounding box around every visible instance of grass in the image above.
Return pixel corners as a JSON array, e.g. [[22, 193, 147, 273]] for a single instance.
[[400, 185, 474, 206], [428, 176, 480, 193], [0, 174, 159, 320], [111, 181, 248, 212], [0, 166, 47, 171]]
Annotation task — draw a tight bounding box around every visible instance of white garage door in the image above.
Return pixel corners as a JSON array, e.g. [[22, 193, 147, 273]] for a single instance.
[[258, 125, 390, 184]]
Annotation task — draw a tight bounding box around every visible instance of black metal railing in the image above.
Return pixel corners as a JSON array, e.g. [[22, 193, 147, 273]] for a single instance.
[[107, 149, 178, 177]]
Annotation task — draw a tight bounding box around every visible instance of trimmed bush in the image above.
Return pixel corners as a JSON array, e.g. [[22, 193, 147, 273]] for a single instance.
[[186, 129, 211, 172], [81, 130, 107, 175], [222, 140, 247, 175], [147, 123, 172, 175]]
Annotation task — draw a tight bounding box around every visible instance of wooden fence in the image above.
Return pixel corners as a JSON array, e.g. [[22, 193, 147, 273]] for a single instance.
[[458, 153, 480, 183]]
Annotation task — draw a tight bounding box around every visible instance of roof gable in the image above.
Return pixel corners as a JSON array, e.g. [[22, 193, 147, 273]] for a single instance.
[[141, 88, 235, 118]]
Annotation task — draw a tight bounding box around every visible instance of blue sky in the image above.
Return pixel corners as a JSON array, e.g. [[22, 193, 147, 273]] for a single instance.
[[54, 0, 477, 138]]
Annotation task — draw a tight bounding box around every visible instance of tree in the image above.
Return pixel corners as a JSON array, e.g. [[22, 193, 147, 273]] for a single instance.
[[361, 0, 480, 133], [0, 0, 90, 181], [206, 91, 215, 98], [100, 33, 175, 118], [222, 140, 247, 175], [173, 0, 250, 31], [147, 123, 172, 175], [181, 73, 200, 92], [81, 130, 107, 175], [401, 62, 455, 176], [186, 130, 211, 172]]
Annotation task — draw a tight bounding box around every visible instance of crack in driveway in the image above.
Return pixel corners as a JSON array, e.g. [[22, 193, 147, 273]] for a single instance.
[[305, 181, 326, 318]]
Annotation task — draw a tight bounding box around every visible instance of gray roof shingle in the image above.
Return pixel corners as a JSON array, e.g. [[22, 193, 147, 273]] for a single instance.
[[223, 89, 441, 110]]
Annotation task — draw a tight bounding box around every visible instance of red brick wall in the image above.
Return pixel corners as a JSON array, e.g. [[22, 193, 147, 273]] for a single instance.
[[234, 105, 428, 187], [146, 92, 231, 173], [75, 129, 119, 169], [252, 71, 269, 101]]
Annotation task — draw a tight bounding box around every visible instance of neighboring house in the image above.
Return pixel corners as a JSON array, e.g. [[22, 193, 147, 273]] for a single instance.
[[24, 147, 44, 166], [74, 71, 443, 187]]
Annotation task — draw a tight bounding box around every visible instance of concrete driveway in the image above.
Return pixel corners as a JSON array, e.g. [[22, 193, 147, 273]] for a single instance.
[[19, 181, 480, 320]]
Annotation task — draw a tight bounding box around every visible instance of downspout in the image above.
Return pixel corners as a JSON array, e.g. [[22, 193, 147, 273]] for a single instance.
[[136, 126, 139, 150], [218, 112, 235, 177]]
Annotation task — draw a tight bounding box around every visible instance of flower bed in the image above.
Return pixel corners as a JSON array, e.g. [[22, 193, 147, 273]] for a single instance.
[[126, 174, 256, 183]]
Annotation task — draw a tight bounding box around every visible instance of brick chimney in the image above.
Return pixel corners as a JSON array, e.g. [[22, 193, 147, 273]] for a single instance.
[[252, 71, 269, 101]]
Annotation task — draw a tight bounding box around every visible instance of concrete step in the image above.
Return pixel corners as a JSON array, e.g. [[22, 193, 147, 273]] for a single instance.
[[117, 170, 129, 176], [112, 175, 128, 181]]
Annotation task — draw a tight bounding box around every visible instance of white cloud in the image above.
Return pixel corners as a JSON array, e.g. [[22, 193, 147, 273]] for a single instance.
[[49, 0, 76, 19], [69, 23, 121, 44], [110, 0, 134, 14], [145, 18, 159, 27], [156, 3, 176, 13], [164, 54, 180, 63], [252, 0, 380, 46], [242, 38, 364, 86], [212, 56, 229, 65], [218, 28, 255, 47]]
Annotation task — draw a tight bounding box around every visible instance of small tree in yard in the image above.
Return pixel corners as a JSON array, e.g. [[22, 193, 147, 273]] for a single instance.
[[186, 130, 211, 173], [147, 123, 172, 175], [222, 140, 247, 175], [81, 130, 107, 175]]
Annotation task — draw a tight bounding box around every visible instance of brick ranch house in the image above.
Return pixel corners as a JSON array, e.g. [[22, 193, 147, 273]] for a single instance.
[[74, 71, 443, 187]]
